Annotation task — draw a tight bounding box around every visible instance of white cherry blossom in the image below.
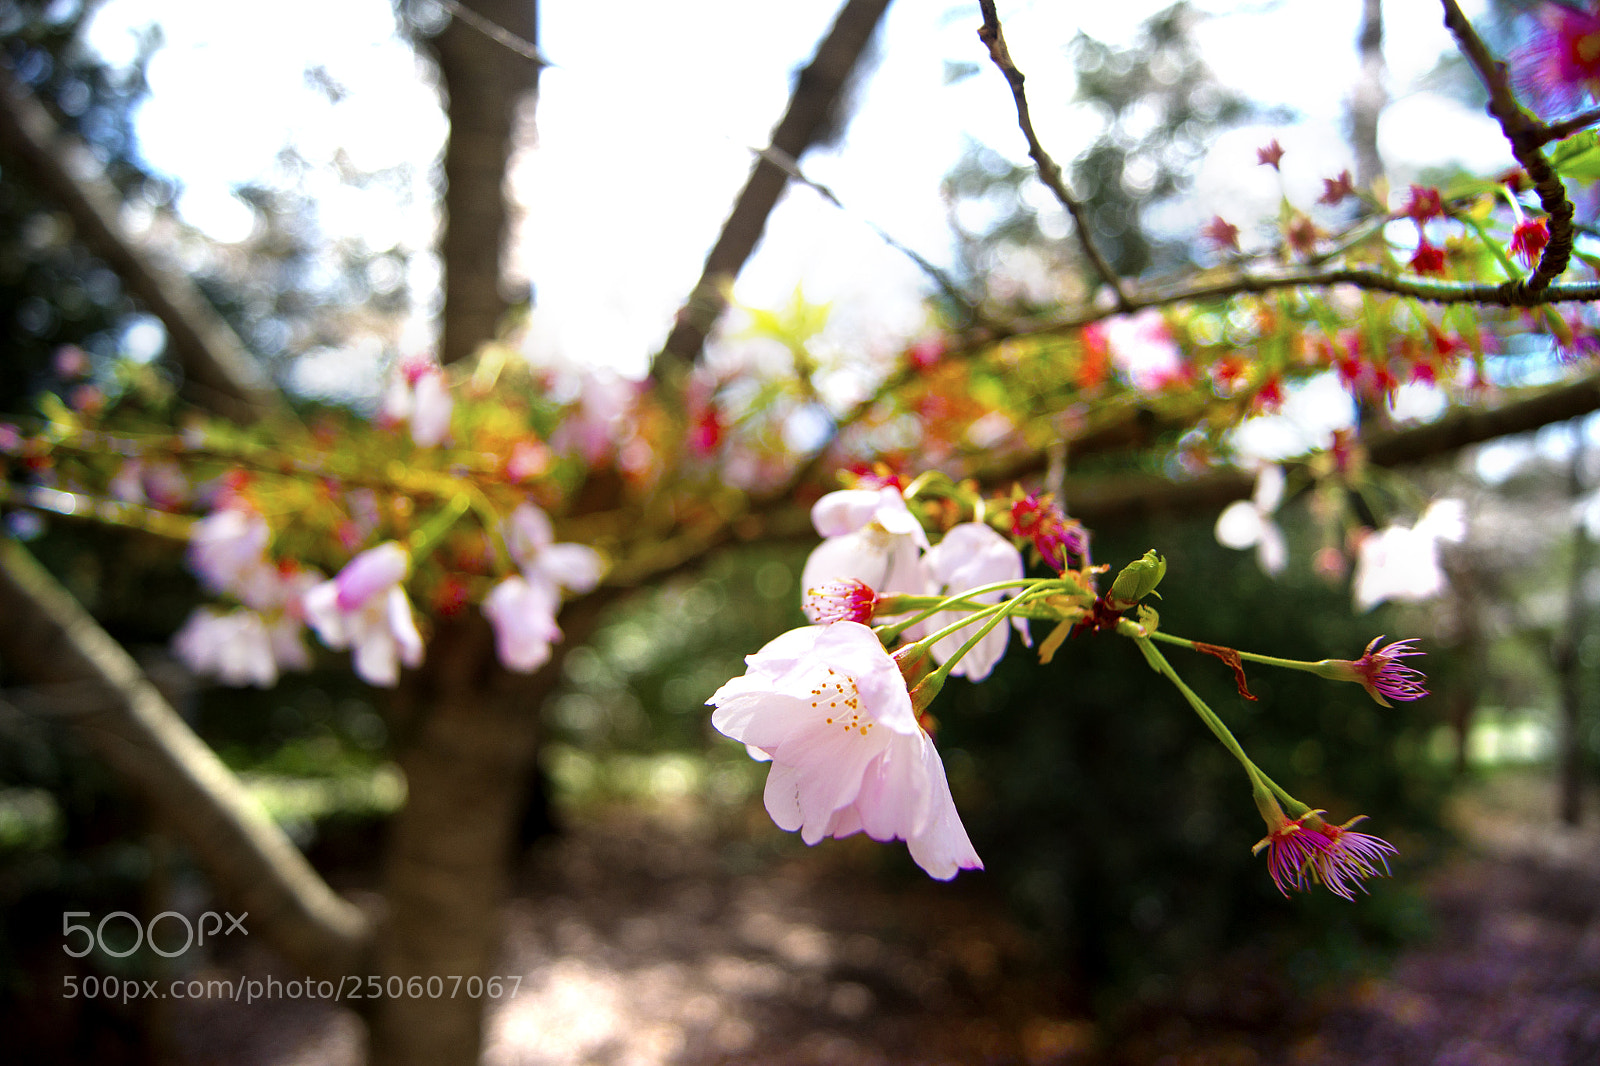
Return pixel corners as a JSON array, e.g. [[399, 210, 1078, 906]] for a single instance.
[[709, 622, 982, 880], [924, 522, 1026, 681], [800, 486, 930, 610]]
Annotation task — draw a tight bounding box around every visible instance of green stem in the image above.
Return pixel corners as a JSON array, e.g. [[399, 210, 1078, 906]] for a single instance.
[[1134, 635, 1307, 816], [1146, 629, 1324, 675], [407, 493, 473, 566]]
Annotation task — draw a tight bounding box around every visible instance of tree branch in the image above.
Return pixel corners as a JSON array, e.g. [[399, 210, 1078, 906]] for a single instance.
[[0, 66, 282, 424], [656, 0, 894, 374], [1058, 369, 1600, 526], [975, 0, 1131, 311], [1440, 0, 1576, 293], [0, 538, 372, 980]]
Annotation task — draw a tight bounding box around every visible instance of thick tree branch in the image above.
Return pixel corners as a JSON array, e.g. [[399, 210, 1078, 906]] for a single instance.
[[975, 0, 1131, 311], [0, 66, 282, 423], [1059, 369, 1600, 526], [0, 539, 372, 980], [1441, 0, 1575, 293], [656, 0, 894, 374]]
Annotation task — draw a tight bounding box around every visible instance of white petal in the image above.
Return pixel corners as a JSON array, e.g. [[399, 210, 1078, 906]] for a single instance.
[[537, 543, 604, 593], [811, 489, 887, 537], [904, 733, 982, 880], [1255, 520, 1288, 576], [1252, 464, 1285, 512], [1215, 500, 1264, 550]]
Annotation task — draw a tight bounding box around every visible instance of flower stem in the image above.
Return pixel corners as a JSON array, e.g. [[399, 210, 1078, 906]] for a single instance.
[[1134, 635, 1308, 817], [1146, 629, 1324, 674]]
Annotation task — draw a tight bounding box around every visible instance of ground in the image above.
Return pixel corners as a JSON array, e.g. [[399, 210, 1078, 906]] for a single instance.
[[171, 771, 1600, 1065]]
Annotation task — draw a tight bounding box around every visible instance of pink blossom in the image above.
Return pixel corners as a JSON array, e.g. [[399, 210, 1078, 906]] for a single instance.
[[800, 486, 930, 609], [484, 503, 604, 673], [381, 355, 453, 448], [187, 507, 272, 595], [173, 607, 280, 688], [803, 578, 879, 625], [923, 523, 1026, 681], [503, 502, 604, 598], [709, 622, 982, 880], [1105, 310, 1186, 391], [483, 575, 564, 672], [1514, 3, 1600, 113], [1347, 636, 1429, 707], [303, 542, 423, 686]]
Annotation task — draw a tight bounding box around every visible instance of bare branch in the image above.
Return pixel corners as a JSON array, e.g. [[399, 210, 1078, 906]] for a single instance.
[[0, 539, 372, 980], [1440, 0, 1576, 293], [1537, 105, 1600, 145], [0, 68, 282, 423], [975, 0, 1131, 311], [656, 0, 895, 374]]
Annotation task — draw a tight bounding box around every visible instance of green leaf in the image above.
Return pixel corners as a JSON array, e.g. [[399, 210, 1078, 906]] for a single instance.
[[1549, 131, 1600, 183]]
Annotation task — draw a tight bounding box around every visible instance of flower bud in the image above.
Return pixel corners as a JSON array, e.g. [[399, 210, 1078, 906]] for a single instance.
[[1106, 549, 1166, 610]]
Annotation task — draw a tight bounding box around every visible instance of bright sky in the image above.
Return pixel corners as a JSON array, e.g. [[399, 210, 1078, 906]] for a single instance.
[[82, 0, 1497, 397]]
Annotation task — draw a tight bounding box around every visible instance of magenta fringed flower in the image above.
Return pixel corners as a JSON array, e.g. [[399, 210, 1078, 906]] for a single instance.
[[1311, 636, 1429, 707], [1351, 636, 1429, 707], [1255, 809, 1397, 900]]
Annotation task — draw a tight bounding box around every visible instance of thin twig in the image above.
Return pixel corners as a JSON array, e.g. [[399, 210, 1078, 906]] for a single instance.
[[752, 144, 991, 327], [975, 0, 1131, 310], [1538, 104, 1600, 145], [1440, 0, 1575, 293], [429, 0, 551, 66]]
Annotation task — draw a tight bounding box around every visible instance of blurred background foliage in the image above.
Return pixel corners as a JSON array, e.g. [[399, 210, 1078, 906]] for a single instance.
[[1, 0, 1598, 1058]]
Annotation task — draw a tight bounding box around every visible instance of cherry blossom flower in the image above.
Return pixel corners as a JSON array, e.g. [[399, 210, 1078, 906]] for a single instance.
[[1352, 499, 1466, 611], [1254, 812, 1333, 896], [1318, 169, 1355, 206], [1256, 139, 1285, 169], [303, 541, 424, 686], [187, 506, 273, 596], [924, 522, 1026, 681], [1214, 465, 1287, 576], [503, 502, 604, 600], [708, 622, 982, 880], [381, 355, 453, 448], [483, 576, 565, 672], [800, 486, 930, 609], [1408, 240, 1447, 277], [173, 607, 280, 688], [1511, 218, 1550, 268], [803, 578, 879, 625], [1010, 493, 1085, 572], [484, 502, 604, 673], [1104, 310, 1187, 391], [1305, 815, 1398, 900], [1201, 215, 1240, 251]]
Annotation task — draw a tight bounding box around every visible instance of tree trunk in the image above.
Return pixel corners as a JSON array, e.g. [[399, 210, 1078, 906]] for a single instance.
[[432, 0, 541, 368], [1556, 421, 1590, 825], [368, 614, 551, 1066]]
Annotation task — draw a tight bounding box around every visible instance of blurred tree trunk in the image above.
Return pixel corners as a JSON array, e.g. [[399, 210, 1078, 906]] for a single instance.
[[369, 3, 544, 1063], [431, 0, 541, 368], [369, 616, 548, 1066], [1555, 421, 1590, 825]]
